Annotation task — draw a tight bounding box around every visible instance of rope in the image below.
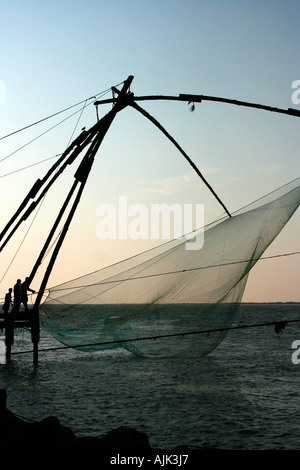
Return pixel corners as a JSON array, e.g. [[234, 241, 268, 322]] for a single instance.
[[0, 107, 87, 164], [0, 84, 123, 141], [0, 84, 122, 164], [230, 176, 300, 216], [48, 250, 300, 293], [8, 316, 300, 357], [0, 102, 92, 286], [65, 99, 88, 148], [0, 197, 46, 284], [0, 154, 62, 179]]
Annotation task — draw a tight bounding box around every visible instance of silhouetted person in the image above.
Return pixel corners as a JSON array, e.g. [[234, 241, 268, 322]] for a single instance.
[[12, 279, 21, 313], [2, 288, 12, 315], [20, 277, 35, 312]]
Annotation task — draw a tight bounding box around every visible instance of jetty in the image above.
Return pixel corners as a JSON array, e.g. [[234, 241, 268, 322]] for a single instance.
[[0, 310, 39, 364]]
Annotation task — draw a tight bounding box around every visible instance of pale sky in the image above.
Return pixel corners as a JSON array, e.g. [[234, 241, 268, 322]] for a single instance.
[[0, 0, 299, 302]]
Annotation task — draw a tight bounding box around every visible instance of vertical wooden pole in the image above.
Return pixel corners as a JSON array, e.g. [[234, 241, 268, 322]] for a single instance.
[[5, 316, 14, 360], [31, 309, 40, 365]]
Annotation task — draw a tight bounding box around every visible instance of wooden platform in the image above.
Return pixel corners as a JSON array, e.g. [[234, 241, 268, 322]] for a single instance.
[[0, 311, 32, 328], [0, 310, 40, 364]]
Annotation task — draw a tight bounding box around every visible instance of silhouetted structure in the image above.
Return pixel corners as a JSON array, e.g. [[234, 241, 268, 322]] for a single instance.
[[20, 277, 35, 312], [2, 288, 12, 315], [12, 279, 21, 313], [0, 76, 299, 365]]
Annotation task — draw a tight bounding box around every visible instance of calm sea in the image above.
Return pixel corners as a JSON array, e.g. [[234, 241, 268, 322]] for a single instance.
[[1, 303, 300, 451]]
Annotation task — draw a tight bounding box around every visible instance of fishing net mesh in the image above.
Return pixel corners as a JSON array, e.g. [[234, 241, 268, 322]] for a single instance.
[[40, 179, 300, 357]]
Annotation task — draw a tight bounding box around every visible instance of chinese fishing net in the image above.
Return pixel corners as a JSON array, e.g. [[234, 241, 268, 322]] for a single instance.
[[40, 178, 300, 357]]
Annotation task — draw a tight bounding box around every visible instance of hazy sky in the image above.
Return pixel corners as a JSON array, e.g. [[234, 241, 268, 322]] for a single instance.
[[0, 0, 299, 302]]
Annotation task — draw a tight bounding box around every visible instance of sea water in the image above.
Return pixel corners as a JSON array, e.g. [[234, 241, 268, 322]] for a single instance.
[[0, 303, 300, 450]]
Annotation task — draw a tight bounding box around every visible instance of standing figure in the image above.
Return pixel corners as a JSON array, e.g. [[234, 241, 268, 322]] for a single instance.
[[20, 277, 35, 312], [2, 288, 12, 315], [12, 279, 21, 313]]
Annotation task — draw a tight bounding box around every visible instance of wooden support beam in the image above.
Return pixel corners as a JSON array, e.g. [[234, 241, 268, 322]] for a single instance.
[[31, 310, 40, 366], [0, 312, 38, 364], [4, 316, 14, 360], [94, 93, 300, 118]]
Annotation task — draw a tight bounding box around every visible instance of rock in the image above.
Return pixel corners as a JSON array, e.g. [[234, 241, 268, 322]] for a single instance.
[[66, 427, 151, 451], [0, 389, 75, 450], [0, 390, 194, 453], [94, 426, 151, 451]]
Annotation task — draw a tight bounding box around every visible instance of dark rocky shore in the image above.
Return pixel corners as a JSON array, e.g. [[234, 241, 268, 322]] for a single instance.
[[0, 389, 196, 454], [0, 389, 274, 464]]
